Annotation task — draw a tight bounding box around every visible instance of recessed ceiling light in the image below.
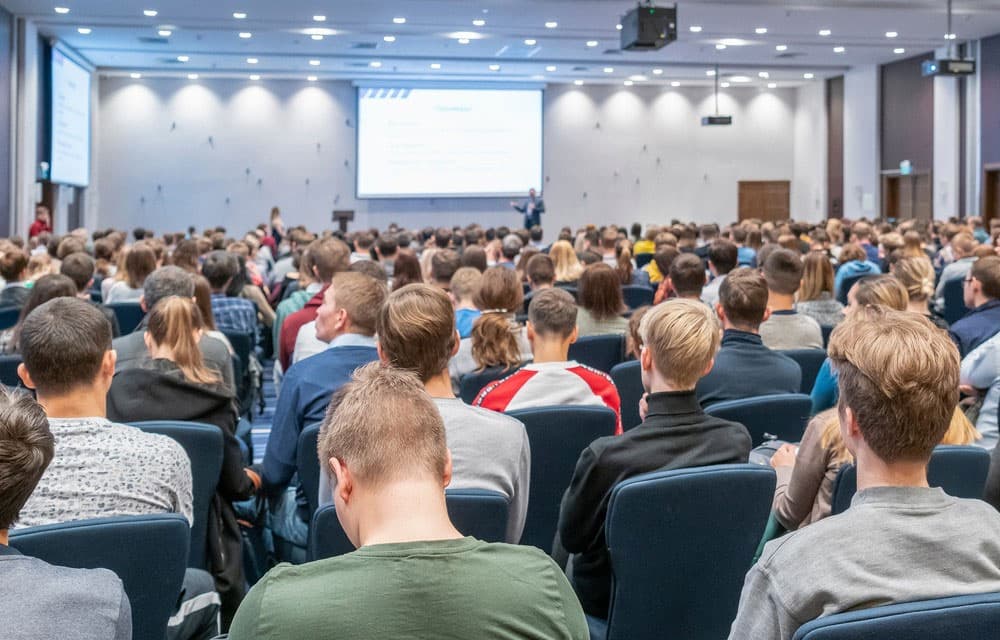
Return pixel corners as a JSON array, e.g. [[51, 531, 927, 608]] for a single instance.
[[489, 64, 501, 71], [719, 38, 748, 46], [671, 81, 681, 87], [54, 7, 69, 14], [249, 74, 260, 80], [158, 29, 172, 37], [574, 80, 584, 86], [545, 21, 558, 29], [755, 27, 768, 34], [603, 67, 614, 73], [944, 32, 957, 40], [586, 40, 599, 47], [313, 15, 326, 22], [758, 71, 769, 78], [176, 55, 189, 62], [803, 72, 815, 79], [187, 73, 198, 80], [524, 39, 536, 45], [430, 63, 441, 69], [689, 25, 702, 33], [616, 23, 623, 31], [715, 43, 727, 50], [834, 46, 846, 53], [383, 35, 396, 42], [886, 31, 898, 38], [623, 80, 634, 86], [768, 82, 777, 88], [246, 58, 258, 64], [370, 61, 382, 68], [472, 19, 486, 27], [894, 47, 906, 54], [239, 32, 251, 39], [307, 75, 317, 82], [775, 44, 787, 51], [309, 59, 320, 66], [458, 38, 470, 44], [311, 34, 324, 40], [393, 17, 406, 24], [545, 65, 557, 71], [706, 69, 716, 76], [721, 82, 730, 88], [730, 75, 751, 83], [819, 29, 831, 36], [143, 9, 158, 17], [77, 27, 92, 35], [233, 12, 247, 19], [130, 72, 142, 79], [652, 68, 663, 75], [629, 74, 648, 81]]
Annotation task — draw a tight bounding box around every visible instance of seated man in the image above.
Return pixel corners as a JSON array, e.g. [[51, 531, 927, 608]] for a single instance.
[[257, 272, 386, 554], [950, 256, 1000, 357], [449, 267, 482, 339], [0, 248, 30, 309], [430, 249, 460, 290], [667, 253, 708, 301], [59, 251, 121, 337], [934, 231, 976, 313], [229, 363, 587, 640], [701, 240, 738, 308], [0, 388, 132, 640], [758, 249, 823, 350], [16, 297, 219, 640], [557, 299, 752, 618], [112, 266, 235, 394], [474, 288, 623, 435], [202, 250, 258, 335], [375, 283, 529, 543], [523, 253, 556, 312], [696, 268, 801, 406], [728, 308, 1000, 640]]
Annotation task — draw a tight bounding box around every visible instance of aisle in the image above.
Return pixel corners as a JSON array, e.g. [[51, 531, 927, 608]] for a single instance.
[[250, 361, 276, 464]]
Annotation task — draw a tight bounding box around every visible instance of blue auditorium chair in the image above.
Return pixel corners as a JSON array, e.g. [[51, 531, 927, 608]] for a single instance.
[[0, 353, 22, 388], [780, 349, 828, 395], [634, 253, 654, 269], [836, 274, 866, 305], [128, 421, 223, 569], [555, 283, 578, 299], [621, 285, 654, 309], [308, 489, 510, 561], [297, 422, 324, 517], [104, 302, 145, 334], [791, 592, 1000, 640], [942, 276, 969, 326], [609, 360, 643, 432], [224, 330, 257, 417], [506, 406, 616, 552], [705, 393, 812, 446], [10, 514, 189, 640], [831, 445, 991, 515], [588, 464, 775, 640], [569, 334, 625, 374], [459, 364, 522, 404], [0, 305, 19, 330], [820, 324, 835, 349]]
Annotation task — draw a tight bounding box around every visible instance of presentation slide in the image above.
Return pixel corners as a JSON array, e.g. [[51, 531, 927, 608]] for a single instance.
[[50, 48, 91, 187], [357, 87, 543, 198]]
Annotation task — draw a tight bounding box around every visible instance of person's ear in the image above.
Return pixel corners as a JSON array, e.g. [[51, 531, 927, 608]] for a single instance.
[[715, 303, 726, 323], [761, 307, 772, 323], [143, 331, 154, 353], [330, 457, 352, 504], [526, 321, 536, 342], [376, 340, 391, 364], [451, 329, 461, 357], [442, 448, 454, 489], [139, 296, 147, 313], [17, 363, 36, 390], [639, 344, 653, 373], [569, 325, 579, 345], [839, 404, 861, 457], [701, 356, 715, 377], [101, 350, 117, 380]]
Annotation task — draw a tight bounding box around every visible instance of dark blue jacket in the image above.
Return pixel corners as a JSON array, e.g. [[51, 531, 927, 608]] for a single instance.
[[696, 329, 802, 407], [949, 299, 1000, 357], [258, 345, 379, 494]]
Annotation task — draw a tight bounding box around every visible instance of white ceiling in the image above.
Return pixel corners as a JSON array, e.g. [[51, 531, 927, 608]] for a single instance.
[[4, 0, 1000, 87]]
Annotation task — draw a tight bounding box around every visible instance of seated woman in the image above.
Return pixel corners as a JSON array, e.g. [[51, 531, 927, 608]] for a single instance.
[[576, 263, 628, 336], [0, 274, 78, 354], [106, 295, 258, 623], [832, 243, 881, 302], [891, 254, 949, 330], [549, 240, 584, 286], [104, 243, 156, 304], [795, 251, 845, 327]]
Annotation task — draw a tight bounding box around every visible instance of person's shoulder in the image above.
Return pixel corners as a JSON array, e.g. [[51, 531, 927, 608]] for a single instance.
[[568, 363, 616, 386], [439, 397, 527, 432], [10, 554, 127, 606], [106, 422, 188, 461]]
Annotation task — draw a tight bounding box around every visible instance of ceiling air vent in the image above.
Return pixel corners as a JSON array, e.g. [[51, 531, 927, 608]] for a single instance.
[[602, 49, 622, 55], [572, 66, 589, 72], [138, 36, 169, 45], [775, 52, 806, 59], [350, 42, 378, 50]]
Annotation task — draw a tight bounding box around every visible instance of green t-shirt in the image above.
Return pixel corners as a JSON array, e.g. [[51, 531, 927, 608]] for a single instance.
[[229, 537, 588, 640]]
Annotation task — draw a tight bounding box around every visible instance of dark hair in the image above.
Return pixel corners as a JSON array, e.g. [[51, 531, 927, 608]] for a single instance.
[[707, 240, 738, 275], [56, 236, 85, 260], [391, 252, 423, 291], [719, 267, 769, 329], [459, 245, 488, 272], [349, 259, 388, 283], [376, 234, 398, 257], [763, 248, 804, 296], [0, 249, 28, 282], [125, 244, 157, 289], [526, 254, 555, 287], [578, 263, 625, 320], [653, 247, 680, 276], [201, 250, 237, 290], [0, 389, 54, 530], [192, 275, 218, 332], [171, 239, 200, 272], [59, 252, 96, 293], [669, 254, 707, 297], [530, 226, 543, 242], [972, 256, 1000, 300], [20, 297, 112, 395], [431, 249, 460, 285], [377, 284, 456, 382]]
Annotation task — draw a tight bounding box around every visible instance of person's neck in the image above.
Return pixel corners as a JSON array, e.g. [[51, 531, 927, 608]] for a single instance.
[[648, 370, 695, 394], [211, 289, 226, 295], [678, 293, 702, 302], [907, 299, 931, 315], [455, 301, 477, 311], [531, 338, 570, 364], [76, 292, 89, 300], [530, 282, 553, 292], [602, 249, 616, 257], [855, 447, 929, 491], [355, 480, 463, 547], [0, 530, 7, 546], [768, 292, 795, 311], [974, 295, 994, 309], [36, 386, 108, 420], [424, 370, 456, 399], [724, 322, 759, 335]]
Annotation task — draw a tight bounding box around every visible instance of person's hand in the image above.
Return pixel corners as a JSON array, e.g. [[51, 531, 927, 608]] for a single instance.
[[245, 468, 262, 492], [638, 392, 649, 422], [770, 444, 798, 469], [510, 201, 518, 207], [960, 384, 978, 398]]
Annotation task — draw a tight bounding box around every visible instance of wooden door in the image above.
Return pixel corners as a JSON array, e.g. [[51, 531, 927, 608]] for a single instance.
[[881, 174, 932, 221], [984, 165, 1000, 227], [738, 181, 790, 222]]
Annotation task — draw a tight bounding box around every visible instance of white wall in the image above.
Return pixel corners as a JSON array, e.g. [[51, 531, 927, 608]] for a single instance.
[[791, 81, 827, 222], [842, 65, 880, 219], [96, 76, 820, 234], [934, 46, 962, 219]]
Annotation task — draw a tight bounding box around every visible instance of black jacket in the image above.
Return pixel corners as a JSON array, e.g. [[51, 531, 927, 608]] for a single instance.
[[106, 359, 252, 622], [556, 390, 752, 617], [695, 329, 802, 407]]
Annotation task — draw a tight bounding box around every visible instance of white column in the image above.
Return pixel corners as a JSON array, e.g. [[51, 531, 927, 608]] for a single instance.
[[842, 65, 880, 218], [13, 17, 38, 238], [934, 46, 962, 219]]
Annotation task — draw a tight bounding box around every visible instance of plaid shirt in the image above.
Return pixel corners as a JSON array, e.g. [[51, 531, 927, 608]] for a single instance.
[[210, 293, 258, 335]]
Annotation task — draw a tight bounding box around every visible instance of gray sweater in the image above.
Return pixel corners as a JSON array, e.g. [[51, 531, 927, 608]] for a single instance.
[[729, 486, 1000, 640], [759, 311, 823, 351]]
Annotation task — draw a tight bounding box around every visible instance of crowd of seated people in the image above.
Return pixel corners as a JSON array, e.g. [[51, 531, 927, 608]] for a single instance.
[[4, 213, 1000, 638]]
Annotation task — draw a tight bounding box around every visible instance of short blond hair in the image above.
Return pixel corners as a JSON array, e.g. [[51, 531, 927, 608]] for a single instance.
[[639, 298, 721, 388], [449, 267, 482, 304], [332, 272, 388, 336], [319, 363, 447, 487]]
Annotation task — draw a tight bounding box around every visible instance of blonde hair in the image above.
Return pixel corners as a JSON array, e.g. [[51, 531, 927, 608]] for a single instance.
[[146, 296, 220, 386], [449, 267, 482, 304], [852, 275, 908, 311], [549, 240, 584, 283], [471, 313, 522, 371], [639, 298, 722, 388], [891, 256, 935, 303]]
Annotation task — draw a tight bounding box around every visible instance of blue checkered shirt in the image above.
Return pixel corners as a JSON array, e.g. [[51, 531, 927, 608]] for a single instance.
[[210, 293, 258, 335]]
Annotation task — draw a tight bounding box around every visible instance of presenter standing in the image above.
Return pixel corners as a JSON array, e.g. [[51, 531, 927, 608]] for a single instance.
[[511, 188, 545, 230]]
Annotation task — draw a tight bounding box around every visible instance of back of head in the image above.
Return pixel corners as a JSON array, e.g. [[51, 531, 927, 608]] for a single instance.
[[17, 274, 78, 328], [526, 253, 555, 287], [719, 267, 769, 330], [390, 252, 423, 290], [144, 266, 195, 309], [431, 249, 460, 285], [501, 234, 523, 260], [530, 226, 543, 242], [333, 272, 388, 337], [852, 275, 908, 311], [601, 227, 618, 251], [377, 283, 455, 382], [55, 236, 85, 260], [201, 250, 236, 290], [308, 238, 351, 284], [21, 297, 112, 396], [549, 241, 582, 281], [829, 307, 957, 462], [473, 267, 523, 313], [640, 298, 721, 388], [146, 296, 219, 385], [435, 227, 453, 249], [0, 248, 28, 282], [59, 252, 96, 293], [892, 256, 935, 303], [579, 263, 624, 320], [952, 232, 976, 258], [653, 246, 681, 276], [0, 389, 53, 530], [852, 221, 872, 241], [528, 288, 577, 339], [838, 243, 867, 264], [450, 267, 482, 304], [669, 254, 707, 297], [763, 248, 804, 295], [971, 256, 1000, 300], [707, 240, 738, 275], [349, 259, 388, 284], [460, 245, 488, 272], [799, 251, 835, 301], [125, 243, 157, 288]]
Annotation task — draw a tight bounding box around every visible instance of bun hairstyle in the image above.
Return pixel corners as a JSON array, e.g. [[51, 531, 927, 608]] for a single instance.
[[469, 267, 524, 371], [146, 296, 220, 386], [891, 256, 935, 303]]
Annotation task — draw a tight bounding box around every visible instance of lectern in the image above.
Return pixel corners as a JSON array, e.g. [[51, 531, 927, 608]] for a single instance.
[[332, 210, 354, 233]]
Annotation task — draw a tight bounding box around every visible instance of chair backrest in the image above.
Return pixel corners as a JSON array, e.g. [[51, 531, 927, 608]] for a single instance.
[[831, 445, 992, 515], [0, 353, 22, 388], [621, 285, 654, 309], [555, 283, 579, 299], [780, 349, 828, 395], [604, 464, 776, 640], [459, 365, 521, 404], [820, 324, 835, 349], [224, 330, 255, 413], [568, 334, 625, 374], [104, 302, 145, 334], [0, 305, 20, 330], [836, 274, 866, 305], [10, 514, 189, 640], [128, 421, 224, 569], [704, 393, 812, 446], [506, 405, 616, 552], [609, 360, 643, 432], [308, 489, 510, 561], [635, 253, 654, 269], [297, 422, 323, 517], [942, 277, 969, 326], [792, 592, 1000, 640]]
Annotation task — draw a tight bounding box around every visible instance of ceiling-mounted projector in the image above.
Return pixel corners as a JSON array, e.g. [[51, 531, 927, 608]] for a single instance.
[[620, 3, 677, 51], [922, 59, 976, 77]]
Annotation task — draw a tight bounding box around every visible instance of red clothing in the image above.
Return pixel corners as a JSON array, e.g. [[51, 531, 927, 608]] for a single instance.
[[278, 286, 327, 372], [28, 219, 52, 238]]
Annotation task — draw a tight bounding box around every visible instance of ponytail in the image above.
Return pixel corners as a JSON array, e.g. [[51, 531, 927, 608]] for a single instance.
[[470, 312, 522, 372], [146, 296, 221, 386], [616, 244, 634, 285]]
